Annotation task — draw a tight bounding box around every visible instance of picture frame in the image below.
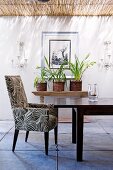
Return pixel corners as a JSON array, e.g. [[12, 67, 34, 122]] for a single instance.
[[42, 32, 79, 69], [49, 39, 71, 69]]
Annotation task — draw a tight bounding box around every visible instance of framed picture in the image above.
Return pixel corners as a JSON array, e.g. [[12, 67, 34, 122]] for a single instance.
[[49, 39, 71, 69], [42, 32, 79, 69]]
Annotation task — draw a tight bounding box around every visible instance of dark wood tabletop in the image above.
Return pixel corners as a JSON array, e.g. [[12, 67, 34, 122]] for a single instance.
[[40, 97, 113, 108], [45, 97, 113, 161], [33, 95, 113, 161]]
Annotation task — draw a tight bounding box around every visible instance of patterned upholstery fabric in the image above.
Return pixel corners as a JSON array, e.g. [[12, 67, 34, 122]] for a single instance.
[[5, 75, 58, 132], [28, 103, 58, 117], [5, 75, 28, 108]]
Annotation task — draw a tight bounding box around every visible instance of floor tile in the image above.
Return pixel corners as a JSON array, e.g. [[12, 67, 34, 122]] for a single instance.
[[0, 117, 113, 170]]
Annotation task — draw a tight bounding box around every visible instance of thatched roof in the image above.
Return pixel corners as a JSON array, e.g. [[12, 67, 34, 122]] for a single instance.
[[0, 0, 113, 16]]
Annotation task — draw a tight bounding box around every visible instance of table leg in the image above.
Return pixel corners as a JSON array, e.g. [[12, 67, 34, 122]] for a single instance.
[[72, 108, 76, 143], [77, 108, 83, 161]]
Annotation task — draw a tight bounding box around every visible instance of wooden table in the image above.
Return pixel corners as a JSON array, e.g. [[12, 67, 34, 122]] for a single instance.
[[74, 98, 113, 161], [32, 93, 113, 161], [44, 97, 113, 162]]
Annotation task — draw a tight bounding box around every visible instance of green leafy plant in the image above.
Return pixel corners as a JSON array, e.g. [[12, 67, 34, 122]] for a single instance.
[[34, 66, 47, 88], [69, 53, 96, 81], [44, 57, 67, 82]]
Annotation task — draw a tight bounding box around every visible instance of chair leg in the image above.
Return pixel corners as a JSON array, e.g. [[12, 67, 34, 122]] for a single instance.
[[54, 126, 58, 145], [12, 129, 19, 152], [44, 132, 49, 155], [25, 131, 29, 142]]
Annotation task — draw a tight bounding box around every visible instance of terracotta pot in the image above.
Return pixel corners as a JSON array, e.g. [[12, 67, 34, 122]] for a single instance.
[[53, 82, 65, 91], [36, 82, 47, 91], [70, 81, 82, 91]]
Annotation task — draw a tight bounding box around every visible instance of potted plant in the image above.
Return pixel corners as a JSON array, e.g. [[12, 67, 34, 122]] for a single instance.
[[44, 57, 66, 91], [69, 54, 96, 91], [34, 66, 48, 91]]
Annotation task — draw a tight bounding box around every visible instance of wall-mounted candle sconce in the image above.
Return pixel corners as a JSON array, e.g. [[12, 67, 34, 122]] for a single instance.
[[12, 41, 28, 68], [98, 41, 113, 70]]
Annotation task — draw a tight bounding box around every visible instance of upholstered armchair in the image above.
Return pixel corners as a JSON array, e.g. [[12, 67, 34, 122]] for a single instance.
[[5, 75, 58, 155]]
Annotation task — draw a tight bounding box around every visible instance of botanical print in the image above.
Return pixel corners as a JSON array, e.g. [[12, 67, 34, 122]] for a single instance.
[[49, 39, 71, 69]]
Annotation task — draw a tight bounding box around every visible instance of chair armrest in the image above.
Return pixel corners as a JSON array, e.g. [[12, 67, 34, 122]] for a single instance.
[[12, 107, 49, 131], [28, 103, 58, 117], [28, 103, 48, 108]]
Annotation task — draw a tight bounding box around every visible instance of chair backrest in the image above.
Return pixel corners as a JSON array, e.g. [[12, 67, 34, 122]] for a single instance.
[[5, 75, 28, 108]]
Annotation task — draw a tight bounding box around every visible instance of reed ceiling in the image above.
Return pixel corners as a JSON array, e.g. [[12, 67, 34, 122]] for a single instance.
[[0, 0, 113, 16]]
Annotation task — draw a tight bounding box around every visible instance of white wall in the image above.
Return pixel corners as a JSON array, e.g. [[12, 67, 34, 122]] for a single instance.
[[0, 16, 113, 120]]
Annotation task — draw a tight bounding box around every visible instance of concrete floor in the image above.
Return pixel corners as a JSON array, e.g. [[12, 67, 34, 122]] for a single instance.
[[0, 116, 113, 170]]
